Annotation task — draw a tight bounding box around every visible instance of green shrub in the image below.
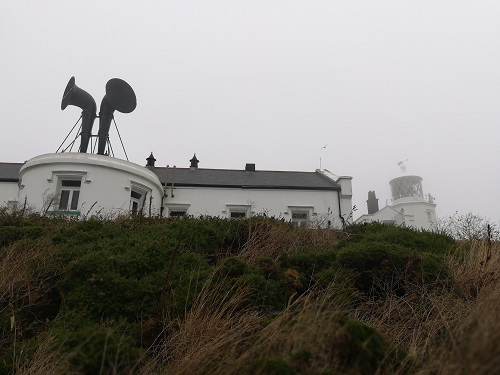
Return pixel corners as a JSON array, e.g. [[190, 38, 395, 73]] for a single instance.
[[218, 256, 247, 277], [335, 224, 452, 296], [337, 241, 449, 295], [0, 215, 467, 374], [280, 249, 342, 290], [250, 356, 296, 375], [340, 223, 455, 255], [0, 225, 45, 247], [339, 316, 410, 374]]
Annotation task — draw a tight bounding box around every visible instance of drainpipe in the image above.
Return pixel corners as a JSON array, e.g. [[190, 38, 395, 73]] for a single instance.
[[170, 166, 176, 198], [337, 190, 345, 229]]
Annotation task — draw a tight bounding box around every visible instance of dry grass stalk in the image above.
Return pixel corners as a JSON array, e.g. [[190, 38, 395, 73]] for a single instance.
[[1, 241, 58, 348], [13, 335, 71, 375], [145, 273, 263, 375], [355, 283, 468, 360], [235, 284, 376, 375], [238, 220, 338, 265], [0, 240, 57, 307], [415, 240, 500, 374], [449, 239, 500, 299], [356, 240, 500, 374]]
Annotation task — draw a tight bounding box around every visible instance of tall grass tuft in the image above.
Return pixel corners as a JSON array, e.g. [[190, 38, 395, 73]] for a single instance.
[[356, 238, 500, 374], [143, 272, 263, 375], [238, 219, 339, 265], [12, 335, 71, 375], [416, 239, 500, 374], [235, 282, 410, 375]]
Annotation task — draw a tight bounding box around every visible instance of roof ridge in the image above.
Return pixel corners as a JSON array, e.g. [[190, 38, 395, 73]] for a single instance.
[[156, 166, 317, 173]]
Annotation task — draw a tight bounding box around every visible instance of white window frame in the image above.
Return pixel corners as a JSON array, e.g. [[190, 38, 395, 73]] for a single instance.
[[288, 206, 314, 227], [130, 190, 143, 215], [51, 172, 86, 215], [165, 203, 190, 218], [225, 204, 251, 219], [129, 181, 152, 215]]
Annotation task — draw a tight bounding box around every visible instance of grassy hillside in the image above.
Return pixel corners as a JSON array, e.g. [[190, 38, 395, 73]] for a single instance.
[[0, 212, 498, 374]]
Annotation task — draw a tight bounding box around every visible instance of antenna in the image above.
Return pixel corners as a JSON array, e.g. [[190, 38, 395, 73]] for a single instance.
[[397, 158, 409, 174], [319, 144, 327, 170]]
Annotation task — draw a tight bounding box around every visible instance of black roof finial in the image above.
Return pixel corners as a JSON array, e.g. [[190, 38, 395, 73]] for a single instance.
[[146, 152, 156, 169], [190, 154, 199, 169]]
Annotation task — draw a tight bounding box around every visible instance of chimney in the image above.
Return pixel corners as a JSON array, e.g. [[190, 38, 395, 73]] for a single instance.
[[146, 152, 156, 169], [190, 154, 199, 170], [245, 163, 255, 172], [367, 191, 379, 214]]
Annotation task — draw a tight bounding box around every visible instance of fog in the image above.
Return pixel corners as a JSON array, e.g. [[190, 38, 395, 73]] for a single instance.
[[1, 1, 499, 223]]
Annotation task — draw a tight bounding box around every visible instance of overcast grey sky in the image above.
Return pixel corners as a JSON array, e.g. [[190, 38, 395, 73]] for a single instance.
[[1, 1, 499, 223]]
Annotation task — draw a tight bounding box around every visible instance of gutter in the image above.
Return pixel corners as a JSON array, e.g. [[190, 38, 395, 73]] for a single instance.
[[161, 183, 339, 191], [0, 178, 19, 182]]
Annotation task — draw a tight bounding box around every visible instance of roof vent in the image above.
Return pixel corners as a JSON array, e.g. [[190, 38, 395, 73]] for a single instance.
[[245, 163, 255, 172], [190, 154, 199, 169]]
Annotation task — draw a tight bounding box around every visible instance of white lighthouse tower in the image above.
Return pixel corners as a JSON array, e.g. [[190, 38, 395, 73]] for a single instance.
[[355, 160, 437, 231]]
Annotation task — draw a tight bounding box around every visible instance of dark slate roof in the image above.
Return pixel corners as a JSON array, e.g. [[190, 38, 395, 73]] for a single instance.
[[0, 162, 340, 191], [152, 167, 340, 191], [0, 163, 23, 182]]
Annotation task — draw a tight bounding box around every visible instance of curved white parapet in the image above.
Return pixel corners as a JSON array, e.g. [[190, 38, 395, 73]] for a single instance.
[[20, 153, 163, 191], [18, 153, 163, 217]]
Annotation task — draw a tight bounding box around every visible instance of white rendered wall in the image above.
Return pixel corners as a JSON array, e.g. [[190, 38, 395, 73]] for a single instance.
[[0, 182, 19, 207], [164, 186, 349, 228], [356, 201, 436, 231], [392, 201, 437, 230], [315, 170, 354, 225], [337, 176, 354, 224], [356, 206, 405, 226], [18, 153, 163, 217]]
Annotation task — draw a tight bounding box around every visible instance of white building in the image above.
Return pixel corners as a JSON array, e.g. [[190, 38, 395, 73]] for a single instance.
[[0, 163, 19, 211], [355, 174, 437, 231], [15, 153, 163, 217], [0, 76, 353, 227], [155, 155, 353, 227], [0, 154, 353, 228]]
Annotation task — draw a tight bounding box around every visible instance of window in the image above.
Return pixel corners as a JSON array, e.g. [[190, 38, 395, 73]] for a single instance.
[[291, 211, 309, 227], [170, 210, 186, 218], [226, 204, 251, 219], [46, 171, 87, 216], [165, 203, 190, 218], [292, 212, 308, 220], [58, 180, 81, 211], [129, 182, 152, 215], [230, 211, 247, 218], [288, 206, 314, 228], [130, 190, 143, 215]]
